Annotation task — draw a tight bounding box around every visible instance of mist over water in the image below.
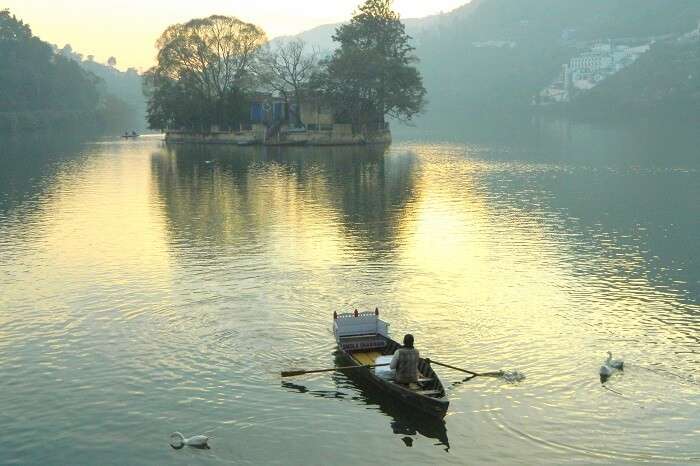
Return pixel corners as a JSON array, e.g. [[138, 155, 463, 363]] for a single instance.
[[0, 120, 699, 465]]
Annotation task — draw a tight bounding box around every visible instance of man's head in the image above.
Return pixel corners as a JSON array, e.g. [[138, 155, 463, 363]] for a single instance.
[[403, 334, 414, 348]]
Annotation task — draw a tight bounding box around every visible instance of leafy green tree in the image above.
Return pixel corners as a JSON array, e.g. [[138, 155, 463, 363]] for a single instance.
[[146, 15, 267, 131], [316, 0, 426, 129], [0, 9, 31, 41]]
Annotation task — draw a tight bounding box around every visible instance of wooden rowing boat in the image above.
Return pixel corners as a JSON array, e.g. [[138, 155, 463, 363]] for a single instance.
[[333, 309, 449, 418]]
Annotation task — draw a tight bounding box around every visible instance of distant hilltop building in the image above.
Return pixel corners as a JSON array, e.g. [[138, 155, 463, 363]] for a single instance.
[[537, 41, 651, 104]]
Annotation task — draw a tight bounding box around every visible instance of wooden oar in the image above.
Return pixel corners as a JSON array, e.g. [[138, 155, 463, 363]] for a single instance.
[[426, 359, 504, 378], [281, 363, 390, 378]]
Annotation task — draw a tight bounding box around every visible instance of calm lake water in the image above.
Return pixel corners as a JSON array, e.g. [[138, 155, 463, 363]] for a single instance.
[[1, 120, 699, 465]]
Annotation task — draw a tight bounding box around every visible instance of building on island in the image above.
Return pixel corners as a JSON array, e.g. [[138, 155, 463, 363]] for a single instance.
[[166, 92, 391, 146]]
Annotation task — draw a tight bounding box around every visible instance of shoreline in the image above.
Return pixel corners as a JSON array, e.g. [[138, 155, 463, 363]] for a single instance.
[[165, 125, 391, 146]]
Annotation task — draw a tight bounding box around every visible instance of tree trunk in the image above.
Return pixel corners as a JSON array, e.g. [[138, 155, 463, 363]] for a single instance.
[[294, 89, 303, 128]]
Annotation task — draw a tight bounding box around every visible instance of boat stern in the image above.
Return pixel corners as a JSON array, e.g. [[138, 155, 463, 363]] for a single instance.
[[333, 308, 390, 346]]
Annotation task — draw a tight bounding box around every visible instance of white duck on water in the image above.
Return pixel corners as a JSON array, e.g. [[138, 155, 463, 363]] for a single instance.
[[169, 432, 210, 449], [599, 351, 624, 381]]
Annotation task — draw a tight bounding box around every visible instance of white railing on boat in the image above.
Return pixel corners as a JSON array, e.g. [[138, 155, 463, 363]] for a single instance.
[[333, 308, 390, 345]]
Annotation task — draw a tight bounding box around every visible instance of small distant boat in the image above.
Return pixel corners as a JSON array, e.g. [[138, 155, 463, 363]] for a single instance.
[[333, 309, 449, 418], [122, 132, 140, 139]]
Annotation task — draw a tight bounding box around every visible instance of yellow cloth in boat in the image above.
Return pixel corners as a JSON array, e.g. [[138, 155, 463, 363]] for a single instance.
[[353, 352, 380, 365]]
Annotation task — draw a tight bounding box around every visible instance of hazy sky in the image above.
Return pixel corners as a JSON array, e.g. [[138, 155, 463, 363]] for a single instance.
[[4, 0, 469, 71]]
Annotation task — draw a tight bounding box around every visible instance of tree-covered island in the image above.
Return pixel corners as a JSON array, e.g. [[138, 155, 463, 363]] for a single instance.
[[144, 0, 427, 145]]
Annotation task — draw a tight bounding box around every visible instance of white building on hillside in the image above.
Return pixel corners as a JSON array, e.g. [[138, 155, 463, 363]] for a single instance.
[[537, 41, 651, 104], [570, 52, 613, 74]]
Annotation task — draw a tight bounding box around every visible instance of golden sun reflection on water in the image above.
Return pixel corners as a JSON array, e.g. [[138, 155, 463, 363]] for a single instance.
[[1, 143, 173, 331], [385, 143, 699, 385], [392, 146, 572, 342]]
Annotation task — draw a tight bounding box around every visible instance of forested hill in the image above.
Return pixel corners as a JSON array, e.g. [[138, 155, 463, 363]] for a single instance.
[[57, 46, 147, 130], [0, 9, 138, 133], [273, 1, 480, 52], [413, 0, 700, 119], [421, 0, 700, 43], [285, 0, 700, 122]]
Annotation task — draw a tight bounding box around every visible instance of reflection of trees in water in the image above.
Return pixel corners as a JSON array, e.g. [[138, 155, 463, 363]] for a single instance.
[[150, 144, 419, 258], [0, 130, 96, 215]]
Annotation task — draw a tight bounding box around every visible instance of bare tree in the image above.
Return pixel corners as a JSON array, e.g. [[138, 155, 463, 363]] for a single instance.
[[156, 15, 267, 101], [107, 56, 117, 67], [260, 39, 319, 127]]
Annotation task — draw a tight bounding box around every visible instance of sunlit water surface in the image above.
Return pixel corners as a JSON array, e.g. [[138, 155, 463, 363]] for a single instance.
[[1, 122, 699, 465]]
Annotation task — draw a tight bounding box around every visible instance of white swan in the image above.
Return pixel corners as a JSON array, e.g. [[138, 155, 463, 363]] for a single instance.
[[169, 432, 210, 449], [606, 351, 624, 370]]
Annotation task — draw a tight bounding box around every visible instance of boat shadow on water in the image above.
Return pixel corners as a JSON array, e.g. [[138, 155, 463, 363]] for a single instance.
[[281, 357, 451, 452]]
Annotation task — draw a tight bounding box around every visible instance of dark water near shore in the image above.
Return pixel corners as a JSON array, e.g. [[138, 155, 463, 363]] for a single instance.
[[1, 120, 699, 465]]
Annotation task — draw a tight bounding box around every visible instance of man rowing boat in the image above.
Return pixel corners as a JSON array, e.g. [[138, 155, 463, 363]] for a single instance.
[[390, 334, 419, 384]]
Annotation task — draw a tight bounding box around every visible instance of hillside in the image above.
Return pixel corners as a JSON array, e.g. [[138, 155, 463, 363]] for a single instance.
[[287, 0, 700, 121], [575, 39, 700, 119], [82, 61, 146, 129], [0, 10, 98, 131], [0, 9, 138, 132], [57, 46, 148, 130], [415, 0, 700, 118], [272, 1, 480, 53]]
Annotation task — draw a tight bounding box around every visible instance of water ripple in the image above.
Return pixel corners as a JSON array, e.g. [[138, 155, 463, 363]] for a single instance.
[[0, 136, 698, 465]]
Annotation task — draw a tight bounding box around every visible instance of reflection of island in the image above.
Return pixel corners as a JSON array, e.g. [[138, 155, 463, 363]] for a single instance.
[[150, 144, 419, 260], [282, 365, 450, 451]]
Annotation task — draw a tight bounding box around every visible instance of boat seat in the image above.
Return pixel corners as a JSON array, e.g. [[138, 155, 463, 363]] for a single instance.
[[417, 377, 434, 383], [413, 389, 441, 396]]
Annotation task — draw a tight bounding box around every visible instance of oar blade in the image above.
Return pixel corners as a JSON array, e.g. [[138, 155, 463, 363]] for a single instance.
[[479, 371, 505, 377], [281, 370, 306, 377]]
